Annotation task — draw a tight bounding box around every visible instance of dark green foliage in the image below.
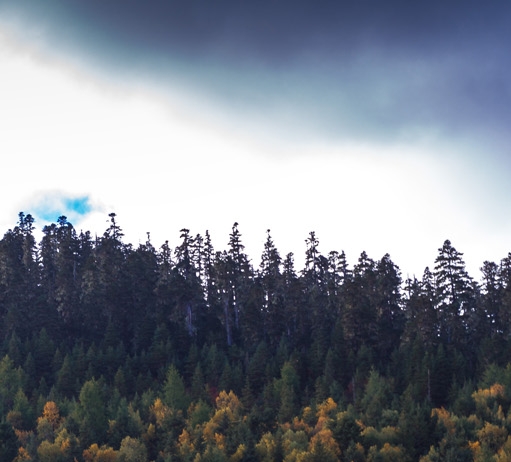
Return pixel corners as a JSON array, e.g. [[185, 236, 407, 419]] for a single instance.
[[0, 421, 18, 462], [0, 355, 24, 416], [163, 365, 190, 412], [330, 407, 361, 451], [430, 344, 453, 407], [275, 361, 300, 423], [2, 214, 511, 459], [434, 240, 475, 348], [360, 369, 394, 427], [76, 378, 108, 447]]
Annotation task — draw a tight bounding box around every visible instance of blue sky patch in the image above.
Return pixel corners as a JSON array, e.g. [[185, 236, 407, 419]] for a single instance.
[[63, 197, 91, 216], [32, 193, 93, 225]]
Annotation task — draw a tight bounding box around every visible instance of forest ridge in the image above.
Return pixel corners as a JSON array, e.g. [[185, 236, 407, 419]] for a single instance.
[[1, 212, 511, 461]]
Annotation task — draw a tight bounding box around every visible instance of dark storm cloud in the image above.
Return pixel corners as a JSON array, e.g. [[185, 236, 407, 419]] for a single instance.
[[10, 1, 501, 60], [2, 0, 511, 145], [5, 1, 506, 63]]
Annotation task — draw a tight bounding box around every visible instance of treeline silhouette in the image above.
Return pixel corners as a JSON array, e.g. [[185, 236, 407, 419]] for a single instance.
[[1, 212, 511, 460]]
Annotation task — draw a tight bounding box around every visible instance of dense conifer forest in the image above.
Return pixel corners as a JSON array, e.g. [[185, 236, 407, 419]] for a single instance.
[[2, 212, 511, 461]]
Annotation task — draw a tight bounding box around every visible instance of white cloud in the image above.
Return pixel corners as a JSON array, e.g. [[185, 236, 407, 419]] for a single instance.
[[1, 23, 510, 280]]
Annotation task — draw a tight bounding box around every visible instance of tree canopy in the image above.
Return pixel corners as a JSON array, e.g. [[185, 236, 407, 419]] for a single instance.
[[0, 214, 510, 460]]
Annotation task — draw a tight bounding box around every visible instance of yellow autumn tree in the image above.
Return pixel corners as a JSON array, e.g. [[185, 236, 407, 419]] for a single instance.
[[255, 432, 279, 462], [281, 429, 308, 461], [368, 442, 408, 462], [199, 391, 247, 461], [37, 428, 79, 462], [13, 447, 33, 462], [472, 384, 505, 422], [177, 428, 196, 462], [308, 398, 340, 461], [150, 398, 172, 428], [83, 443, 118, 462], [495, 436, 511, 462], [477, 421, 508, 453], [36, 401, 63, 443], [118, 436, 148, 462]]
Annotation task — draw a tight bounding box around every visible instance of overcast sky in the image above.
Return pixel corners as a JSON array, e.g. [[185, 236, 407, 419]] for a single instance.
[[1, 1, 510, 278]]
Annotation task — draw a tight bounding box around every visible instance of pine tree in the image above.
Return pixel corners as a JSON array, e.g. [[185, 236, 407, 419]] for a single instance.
[[281, 252, 307, 347], [259, 230, 285, 346], [0, 421, 18, 462], [276, 361, 300, 423], [224, 222, 252, 343], [402, 268, 439, 350], [374, 254, 404, 363], [0, 213, 47, 339], [342, 252, 378, 355], [434, 240, 475, 347], [480, 260, 501, 336], [163, 365, 190, 412], [173, 229, 204, 337], [76, 378, 108, 448], [498, 253, 511, 339], [126, 236, 158, 352]]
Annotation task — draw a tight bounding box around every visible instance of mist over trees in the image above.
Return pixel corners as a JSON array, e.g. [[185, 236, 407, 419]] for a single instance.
[[2, 212, 511, 461]]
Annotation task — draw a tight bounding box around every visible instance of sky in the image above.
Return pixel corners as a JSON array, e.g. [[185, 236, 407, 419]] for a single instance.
[[1, 0, 511, 279]]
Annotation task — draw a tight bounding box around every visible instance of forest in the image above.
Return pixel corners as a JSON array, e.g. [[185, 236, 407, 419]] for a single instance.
[[2, 212, 511, 461]]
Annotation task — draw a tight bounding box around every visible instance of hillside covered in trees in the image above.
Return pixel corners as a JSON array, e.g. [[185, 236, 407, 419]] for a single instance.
[[2, 212, 511, 461]]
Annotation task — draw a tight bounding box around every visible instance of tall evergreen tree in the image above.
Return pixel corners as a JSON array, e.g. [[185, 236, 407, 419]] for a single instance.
[[281, 252, 306, 347], [342, 251, 378, 355], [173, 229, 204, 337], [227, 222, 251, 334], [374, 254, 403, 363], [480, 260, 501, 336], [259, 230, 284, 345], [215, 223, 253, 346], [76, 378, 108, 448], [434, 240, 475, 347], [126, 236, 158, 352], [80, 214, 131, 343], [402, 268, 438, 350], [0, 213, 47, 339], [39, 216, 82, 337], [498, 253, 511, 338]]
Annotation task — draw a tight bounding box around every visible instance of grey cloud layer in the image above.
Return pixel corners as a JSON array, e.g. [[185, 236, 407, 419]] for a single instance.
[[2, 0, 510, 148]]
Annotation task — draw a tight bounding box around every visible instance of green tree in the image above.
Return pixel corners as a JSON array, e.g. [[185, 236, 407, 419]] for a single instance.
[[107, 398, 144, 449], [80, 213, 131, 344], [343, 252, 378, 355], [374, 254, 404, 363], [163, 365, 190, 412], [259, 230, 284, 346], [331, 407, 362, 453], [216, 222, 253, 346], [497, 254, 511, 342], [247, 341, 270, 394], [152, 239, 173, 334], [402, 269, 438, 351], [33, 327, 55, 384], [0, 421, 18, 462], [480, 261, 501, 336], [118, 436, 148, 462], [173, 229, 204, 338], [361, 369, 394, 428], [281, 252, 307, 347], [76, 378, 108, 448], [7, 388, 34, 431], [434, 240, 475, 347], [0, 355, 24, 417], [126, 236, 158, 352], [0, 213, 47, 339], [275, 361, 300, 423]]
